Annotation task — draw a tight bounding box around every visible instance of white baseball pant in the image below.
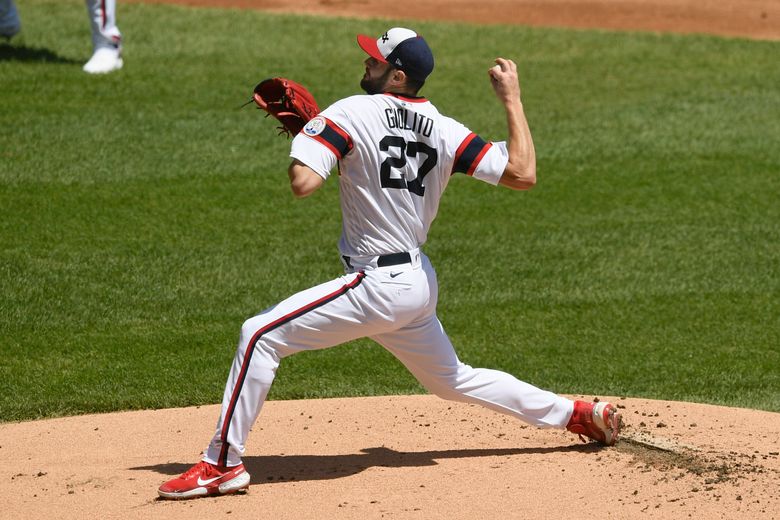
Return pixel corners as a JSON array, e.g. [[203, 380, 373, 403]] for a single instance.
[[85, 0, 121, 49], [205, 250, 574, 467]]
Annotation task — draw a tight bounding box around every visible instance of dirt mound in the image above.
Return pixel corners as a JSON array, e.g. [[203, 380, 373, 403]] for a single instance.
[[2, 395, 778, 519]]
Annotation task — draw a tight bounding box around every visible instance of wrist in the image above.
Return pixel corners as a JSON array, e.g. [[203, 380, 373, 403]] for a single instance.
[[504, 97, 524, 116]]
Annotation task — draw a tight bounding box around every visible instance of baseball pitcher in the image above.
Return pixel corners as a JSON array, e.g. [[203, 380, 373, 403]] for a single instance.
[[158, 27, 621, 499]]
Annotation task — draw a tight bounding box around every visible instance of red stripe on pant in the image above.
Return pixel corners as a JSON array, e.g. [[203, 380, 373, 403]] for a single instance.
[[217, 272, 366, 466]]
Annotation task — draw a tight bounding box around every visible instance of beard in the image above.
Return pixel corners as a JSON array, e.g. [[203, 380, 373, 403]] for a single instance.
[[360, 66, 395, 95]]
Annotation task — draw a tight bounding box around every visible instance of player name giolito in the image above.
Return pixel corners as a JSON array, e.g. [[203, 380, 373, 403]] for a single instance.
[[384, 107, 434, 137]]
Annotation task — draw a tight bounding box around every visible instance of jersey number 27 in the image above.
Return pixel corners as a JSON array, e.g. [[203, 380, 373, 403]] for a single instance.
[[379, 136, 438, 197]]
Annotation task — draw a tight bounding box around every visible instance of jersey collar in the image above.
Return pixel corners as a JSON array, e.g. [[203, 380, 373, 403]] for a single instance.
[[383, 92, 429, 103]]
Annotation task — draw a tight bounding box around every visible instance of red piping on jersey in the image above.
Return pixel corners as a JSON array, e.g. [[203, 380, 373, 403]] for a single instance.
[[307, 117, 353, 159], [468, 141, 493, 175], [383, 92, 429, 103], [453, 133, 477, 174], [452, 133, 493, 176], [217, 271, 366, 466], [311, 135, 341, 158]]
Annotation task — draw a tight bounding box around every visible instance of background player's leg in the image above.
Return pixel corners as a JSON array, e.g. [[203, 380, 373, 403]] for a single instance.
[[0, 0, 21, 38], [83, 0, 122, 73], [85, 0, 121, 48]]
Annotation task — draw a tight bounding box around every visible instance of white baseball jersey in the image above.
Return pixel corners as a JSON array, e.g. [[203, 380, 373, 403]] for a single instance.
[[290, 92, 510, 257], [204, 91, 574, 469]]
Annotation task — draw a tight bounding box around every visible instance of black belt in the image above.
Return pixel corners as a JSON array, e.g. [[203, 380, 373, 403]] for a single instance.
[[342, 251, 412, 268]]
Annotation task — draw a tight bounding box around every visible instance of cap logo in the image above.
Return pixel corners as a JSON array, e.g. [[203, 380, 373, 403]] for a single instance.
[[394, 58, 402, 66], [381, 33, 389, 43]]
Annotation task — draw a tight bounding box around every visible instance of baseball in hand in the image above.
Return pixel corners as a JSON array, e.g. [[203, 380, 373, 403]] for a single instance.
[[489, 64, 502, 83]]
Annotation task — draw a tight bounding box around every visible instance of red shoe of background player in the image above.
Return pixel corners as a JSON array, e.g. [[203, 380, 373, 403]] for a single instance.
[[566, 400, 621, 446], [158, 460, 250, 500]]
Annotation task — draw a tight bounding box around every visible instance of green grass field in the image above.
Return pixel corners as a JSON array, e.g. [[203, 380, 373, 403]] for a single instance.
[[1, 0, 778, 422]]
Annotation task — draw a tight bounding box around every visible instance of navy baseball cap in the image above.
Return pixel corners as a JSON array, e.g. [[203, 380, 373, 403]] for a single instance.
[[357, 27, 434, 82]]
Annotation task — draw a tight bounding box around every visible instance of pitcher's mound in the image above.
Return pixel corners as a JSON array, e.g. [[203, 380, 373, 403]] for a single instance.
[[2, 395, 778, 519]]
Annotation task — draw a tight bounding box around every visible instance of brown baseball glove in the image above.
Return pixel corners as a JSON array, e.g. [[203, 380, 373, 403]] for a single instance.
[[251, 77, 320, 137]]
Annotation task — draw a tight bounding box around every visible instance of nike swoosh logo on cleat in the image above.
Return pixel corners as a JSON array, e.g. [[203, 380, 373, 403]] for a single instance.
[[390, 271, 402, 278], [197, 476, 222, 486]]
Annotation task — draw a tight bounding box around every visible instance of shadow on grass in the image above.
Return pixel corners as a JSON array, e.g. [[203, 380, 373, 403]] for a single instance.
[[134, 443, 602, 485], [0, 42, 81, 64]]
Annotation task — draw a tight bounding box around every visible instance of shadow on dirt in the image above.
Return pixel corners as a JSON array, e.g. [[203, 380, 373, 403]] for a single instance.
[[133, 443, 602, 484]]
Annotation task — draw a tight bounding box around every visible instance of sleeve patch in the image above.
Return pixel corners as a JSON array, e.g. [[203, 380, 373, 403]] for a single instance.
[[452, 133, 492, 176], [304, 117, 353, 159]]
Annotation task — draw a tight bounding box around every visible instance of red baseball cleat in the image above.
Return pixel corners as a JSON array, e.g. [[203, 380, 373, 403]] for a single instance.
[[566, 400, 621, 446], [158, 461, 250, 500]]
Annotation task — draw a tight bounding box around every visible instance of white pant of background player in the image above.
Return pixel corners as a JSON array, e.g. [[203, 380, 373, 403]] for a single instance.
[[205, 250, 575, 467], [0, 0, 122, 73]]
